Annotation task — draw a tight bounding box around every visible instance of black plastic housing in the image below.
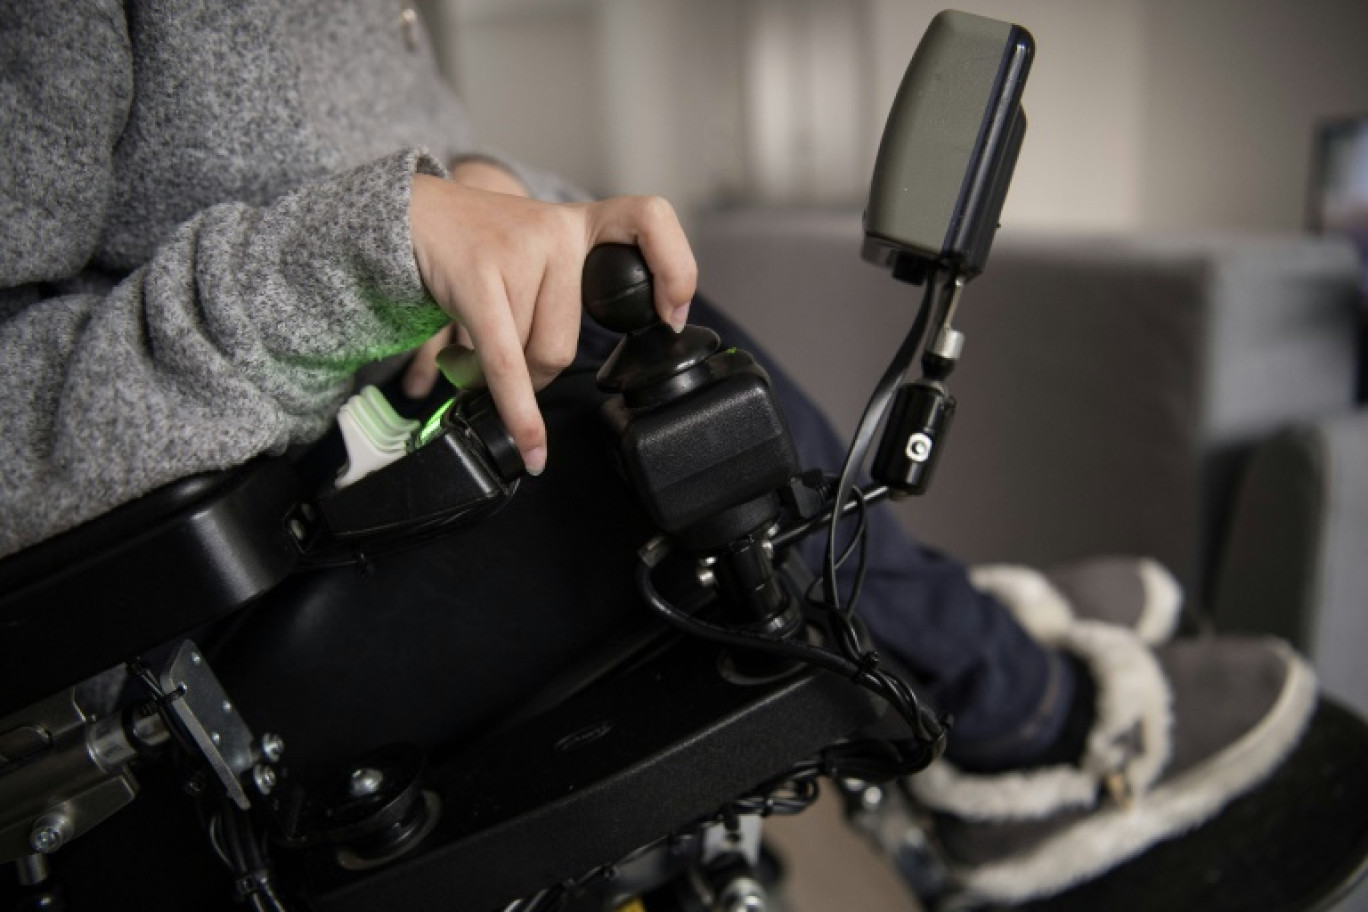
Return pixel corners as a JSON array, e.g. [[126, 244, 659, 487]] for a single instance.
[[316, 394, 518, 540], [0, 460, 301, 717], [862, 10, 1034, 279], [287, 632, 883, 912], [600, 351, 799, 539], [871, 381, 956, 497]]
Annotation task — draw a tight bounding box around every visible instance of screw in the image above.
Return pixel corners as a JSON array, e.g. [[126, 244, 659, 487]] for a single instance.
[[288, 518, 308, 541], [861, 784, 885, 812], [253, 764, 277, 796], [210, 731, 222, 746], [190, 651, 202, 666], [259, 733, 285, 763], [28, 813, 73, 855], [348, 767, 384, 798]]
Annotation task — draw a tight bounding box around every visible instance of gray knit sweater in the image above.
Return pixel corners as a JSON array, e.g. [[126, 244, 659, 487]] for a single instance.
[[0, 0, 574, 557]]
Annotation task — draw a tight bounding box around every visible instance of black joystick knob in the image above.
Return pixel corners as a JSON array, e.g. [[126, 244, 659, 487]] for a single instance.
[[583, 243, 658, 333], [582, 244, 720, 399]]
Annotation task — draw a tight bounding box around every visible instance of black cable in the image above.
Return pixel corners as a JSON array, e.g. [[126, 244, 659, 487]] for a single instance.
[[772, 484, 890, 552], [836, 486, 873, 628], [800, 487, 874, 662], [636, 544, 946, 756], [219, 798, 290, 912], [822, 274, 941, 616]]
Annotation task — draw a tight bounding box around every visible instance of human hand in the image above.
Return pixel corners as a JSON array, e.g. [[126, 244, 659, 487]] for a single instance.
[[408, 173, 696, 475], [402, 159, 533, 401]]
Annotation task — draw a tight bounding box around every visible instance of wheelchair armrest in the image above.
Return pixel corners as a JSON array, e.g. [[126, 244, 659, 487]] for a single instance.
[[0, 459, 303, 717]]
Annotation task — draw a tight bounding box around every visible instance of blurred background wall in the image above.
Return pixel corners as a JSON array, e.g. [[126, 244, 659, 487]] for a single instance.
[[419, 0, 1368, 233]]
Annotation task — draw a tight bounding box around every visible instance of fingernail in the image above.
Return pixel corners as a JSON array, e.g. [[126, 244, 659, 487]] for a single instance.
[[523, 446, 547, 477], [670, 303, 691, 332]]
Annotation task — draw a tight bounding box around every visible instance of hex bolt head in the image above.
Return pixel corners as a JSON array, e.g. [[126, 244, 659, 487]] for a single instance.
[[259, 733, 285, 763], [253, 764, 278, 796], [29, 813, 73, 855], [348, 767, 385, 798]]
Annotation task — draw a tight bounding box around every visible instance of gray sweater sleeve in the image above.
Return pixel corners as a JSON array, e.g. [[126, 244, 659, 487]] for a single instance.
[[0, 5, 451, 556]]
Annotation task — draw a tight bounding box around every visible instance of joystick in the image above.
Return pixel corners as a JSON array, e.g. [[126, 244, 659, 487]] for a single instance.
[[583, 244, 722, 406], [581, 243, 657, 331], [582, 245, 803, 637]]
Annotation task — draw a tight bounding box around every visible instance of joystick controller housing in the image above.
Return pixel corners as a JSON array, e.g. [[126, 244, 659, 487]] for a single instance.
[[584, 245, 800, 555]]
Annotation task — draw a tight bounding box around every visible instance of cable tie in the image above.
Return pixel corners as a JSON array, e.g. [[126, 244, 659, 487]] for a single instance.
[[637, 535, 670, 568], [852, 650, 882, 681]]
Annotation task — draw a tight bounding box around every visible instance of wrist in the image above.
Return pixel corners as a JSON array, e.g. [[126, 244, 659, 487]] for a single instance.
[[448, 157, 530, 197]]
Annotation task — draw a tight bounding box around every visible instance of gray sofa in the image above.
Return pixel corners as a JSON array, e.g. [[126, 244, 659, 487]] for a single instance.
[[693, 209, 1366, 713]]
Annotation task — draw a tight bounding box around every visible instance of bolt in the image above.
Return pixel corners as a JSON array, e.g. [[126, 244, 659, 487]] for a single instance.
[[259, 733, 285, 763], [221, 699, 233, 713], [697, 566, 717, 588], [190, 652, 202, 666], [28, 813, 73, 855], [288, 518, 308, 541], [348, 767, 384, 798], [253, 764, 277, 796], [717, 877, 768, 912], [861, 784, 885, 812], [210, 731, 222, 746]]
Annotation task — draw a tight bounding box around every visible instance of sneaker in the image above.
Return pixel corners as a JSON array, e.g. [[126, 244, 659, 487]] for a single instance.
[[906, 622, 1317, 906], [970, 558, 1183, 646]]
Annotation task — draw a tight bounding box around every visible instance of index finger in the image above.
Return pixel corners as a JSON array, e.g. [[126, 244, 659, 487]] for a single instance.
[[459, 272, 548, 476]]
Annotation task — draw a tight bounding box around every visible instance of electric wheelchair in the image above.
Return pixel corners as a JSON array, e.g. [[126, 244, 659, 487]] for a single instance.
[[4, 12, 1368, 912]]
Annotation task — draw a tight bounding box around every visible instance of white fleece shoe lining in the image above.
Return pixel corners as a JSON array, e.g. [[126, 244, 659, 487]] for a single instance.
[[1132, 558, 1183, 645], [912, 621, 1172, 821], [969, 559, 1183, 646], [969, 564, 1075, 643], [960, 642, 1316, 903]]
